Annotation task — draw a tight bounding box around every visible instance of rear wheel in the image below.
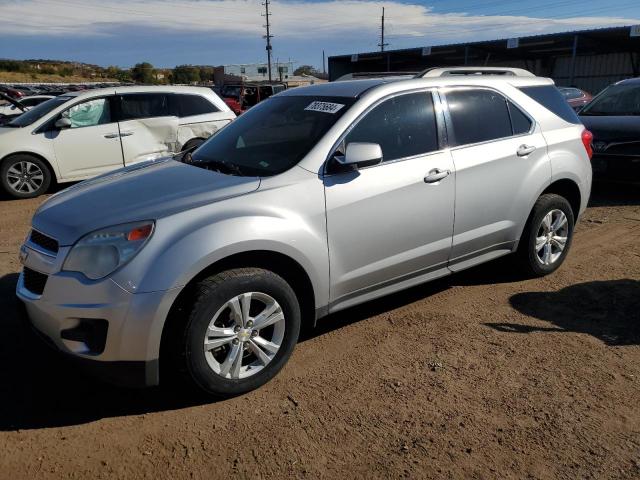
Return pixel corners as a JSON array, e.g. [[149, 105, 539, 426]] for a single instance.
[[518, 193, 575, 277], [179, 268, 301, 397], [1, 154, 52, 199]]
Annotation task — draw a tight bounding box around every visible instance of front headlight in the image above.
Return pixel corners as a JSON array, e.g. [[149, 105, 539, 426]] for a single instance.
[[63, 221, 154, 280]]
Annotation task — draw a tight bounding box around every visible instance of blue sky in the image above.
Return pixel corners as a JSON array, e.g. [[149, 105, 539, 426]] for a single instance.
[[1, 0, 639, 70]]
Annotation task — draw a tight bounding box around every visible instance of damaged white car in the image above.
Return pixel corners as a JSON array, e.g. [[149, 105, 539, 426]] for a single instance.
[[0, 86, 235, 198]]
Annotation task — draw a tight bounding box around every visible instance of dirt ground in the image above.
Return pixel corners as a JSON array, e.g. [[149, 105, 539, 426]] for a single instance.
[[0, 182, 638, 479]]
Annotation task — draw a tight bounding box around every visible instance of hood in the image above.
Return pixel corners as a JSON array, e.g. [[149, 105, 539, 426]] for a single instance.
[[580, 115, 640, 157], [33, 158, 260, 245]]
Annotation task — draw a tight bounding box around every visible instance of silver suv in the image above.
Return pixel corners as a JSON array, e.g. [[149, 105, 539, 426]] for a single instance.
[[17, 68, 593, 396]]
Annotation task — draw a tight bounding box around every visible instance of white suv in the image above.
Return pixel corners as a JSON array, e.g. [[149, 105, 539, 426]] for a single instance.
[[0, 86, 235, 198]]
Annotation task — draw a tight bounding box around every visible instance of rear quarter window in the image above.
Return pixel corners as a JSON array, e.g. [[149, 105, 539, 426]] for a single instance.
[[519, 85, 581, 124]]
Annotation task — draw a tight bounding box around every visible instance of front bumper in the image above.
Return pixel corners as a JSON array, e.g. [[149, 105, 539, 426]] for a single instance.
[[16, 242, 180, 387]]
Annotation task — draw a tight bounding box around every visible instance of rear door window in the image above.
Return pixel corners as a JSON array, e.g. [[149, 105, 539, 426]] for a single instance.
[[119, 93, 169, 120], [519, 85, 581, 124], [345, 92, 439, 162], [446, 89, 513, 146]]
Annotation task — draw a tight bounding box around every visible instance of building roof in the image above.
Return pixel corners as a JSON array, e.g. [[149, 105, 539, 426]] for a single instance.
[[328, 25, 640, 81]]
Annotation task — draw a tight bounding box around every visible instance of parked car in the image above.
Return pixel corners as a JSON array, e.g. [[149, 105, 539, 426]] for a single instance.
[[558, 87, 592, 111], [17, 68, 592, 397], [0, 85, 25, 99], [0, 86, 235, 198], [0, 95, 54, 116], [220, 82, 286, 115], [579, 77, 640, 180]]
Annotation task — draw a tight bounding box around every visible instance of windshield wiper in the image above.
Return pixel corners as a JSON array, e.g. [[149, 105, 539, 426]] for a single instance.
[[187, 155, 245, 176]]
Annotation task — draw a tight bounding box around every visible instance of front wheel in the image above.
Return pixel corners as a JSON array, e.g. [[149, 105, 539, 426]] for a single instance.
[[518, 193, 575, 277], [1, 154, 52, 199], [180, 268, 301, 397]]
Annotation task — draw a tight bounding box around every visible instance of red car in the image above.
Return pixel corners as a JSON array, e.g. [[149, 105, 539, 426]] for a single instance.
[[220, 83, 286, 115], [558, 87, 592, 111], [0, 85, 25, 99]]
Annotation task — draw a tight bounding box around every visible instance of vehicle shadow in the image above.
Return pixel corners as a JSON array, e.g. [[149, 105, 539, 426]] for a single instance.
[[0, 273, 213, 431], [589, 180, 640, 207], [486, 279, 640, 346]]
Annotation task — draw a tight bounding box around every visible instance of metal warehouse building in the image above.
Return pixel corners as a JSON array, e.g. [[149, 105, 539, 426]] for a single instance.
[[328, 25, 640, 93]]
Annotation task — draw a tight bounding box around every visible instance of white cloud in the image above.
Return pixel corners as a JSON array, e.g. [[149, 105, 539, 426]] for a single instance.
[[1, 0, 637, 45]]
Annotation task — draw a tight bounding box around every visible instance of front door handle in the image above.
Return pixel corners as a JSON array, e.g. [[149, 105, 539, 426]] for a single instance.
[[517, 144, 536, 157], [104, 133, 120, 139], [424, 168, 451, 184], [119, 131, 134, 137]]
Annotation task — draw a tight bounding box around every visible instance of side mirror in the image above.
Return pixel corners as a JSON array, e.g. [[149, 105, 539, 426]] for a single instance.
[[338, 142, 383, 169], [55, 117, 72, 129]]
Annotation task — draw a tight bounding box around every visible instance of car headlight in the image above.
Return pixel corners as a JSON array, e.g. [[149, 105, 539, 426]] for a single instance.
[[63, 221, 154, 280]]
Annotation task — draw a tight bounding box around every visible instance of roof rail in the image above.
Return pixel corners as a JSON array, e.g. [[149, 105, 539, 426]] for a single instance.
[[415, 67, 536, 78]]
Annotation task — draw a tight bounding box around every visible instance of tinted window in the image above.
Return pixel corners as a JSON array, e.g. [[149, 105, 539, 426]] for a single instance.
[[447, 89, 512, 146], [191, 96, 355, 176], [119, 93, 168, 120], [175, 94, 218, 117], [345, 92, 439, 162], [63, 97, 111, 128], [508, 101, 532, 135], [519, 85, 581, 124], [581, 83, 640, 116], [21, 97, 48, 107]]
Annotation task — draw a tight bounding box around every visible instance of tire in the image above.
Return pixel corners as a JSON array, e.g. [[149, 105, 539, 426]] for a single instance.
[[1, 154, 52, 199], [181, 138, 205, 153], [517, 193, 575, 277], [179, 268, 301, 397]]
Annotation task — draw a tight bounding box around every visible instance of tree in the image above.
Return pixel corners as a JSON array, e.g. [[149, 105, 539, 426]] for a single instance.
[[293, 65, 320, 77], [172, 65, 201, 84], [131, 62, 155, 84]]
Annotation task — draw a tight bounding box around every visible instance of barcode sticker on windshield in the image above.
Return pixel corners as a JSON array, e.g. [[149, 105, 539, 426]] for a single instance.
[[305, 101, 345, 114]]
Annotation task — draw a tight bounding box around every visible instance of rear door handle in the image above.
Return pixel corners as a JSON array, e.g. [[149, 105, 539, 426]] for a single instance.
[[517, 144, 536, 157], [104, 133, 120, 139], [119, 131, 134, 137], [424, 168, 451, 184]]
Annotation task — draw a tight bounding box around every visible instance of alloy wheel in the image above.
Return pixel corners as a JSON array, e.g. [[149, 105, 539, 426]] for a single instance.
[[535, 209, 569, 265], [203, 292, 285, 380], [6, 161, 44, 194]]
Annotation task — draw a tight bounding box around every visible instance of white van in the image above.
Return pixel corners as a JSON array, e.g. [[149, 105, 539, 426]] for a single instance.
[[0, 86, 235, 198]]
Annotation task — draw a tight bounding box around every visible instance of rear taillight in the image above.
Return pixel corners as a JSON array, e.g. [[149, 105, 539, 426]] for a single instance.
[[581, 129, 593, 160]]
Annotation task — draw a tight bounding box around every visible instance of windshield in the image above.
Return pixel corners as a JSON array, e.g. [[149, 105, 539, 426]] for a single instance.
[[7, 96, 71, 127], [581, 83, 640, 116], [191, 96, 355, 176], [559, 88, 583, 100], [221, 86, 242, 98]]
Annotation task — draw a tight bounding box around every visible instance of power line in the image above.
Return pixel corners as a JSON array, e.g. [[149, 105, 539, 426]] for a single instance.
[[262, 0, 273, 82]]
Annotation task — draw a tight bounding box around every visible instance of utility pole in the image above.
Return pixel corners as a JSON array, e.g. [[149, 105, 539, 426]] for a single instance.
[[262, 0, 273, 82], [322, 50, 326, 75], [378, 7, 389, 52]]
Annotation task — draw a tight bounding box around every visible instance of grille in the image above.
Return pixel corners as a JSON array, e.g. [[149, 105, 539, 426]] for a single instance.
[[23, 267, 48, 295], [30, 230, 59, 254]]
